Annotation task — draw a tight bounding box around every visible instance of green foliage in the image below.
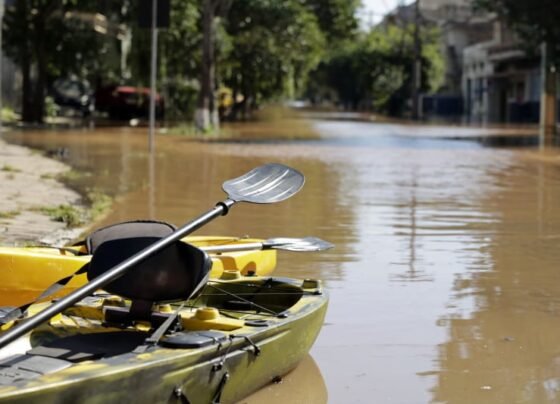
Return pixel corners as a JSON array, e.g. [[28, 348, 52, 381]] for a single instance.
[[58, 169, 87, 183], [124, 0, 200, 121], [44, 96, 58, 118], [85, 189, 112, 220], [222, 0, 325, 114], [0, 210, 21, 219], [302, 0, 360, 42], [40, 204, 84, 228], [1, 164, 21, 173], [129, 1, 200, 83], [474, 0, 560, 52], [1, 107, 18, 122], [0, 0, 409, 122], [164, 80, 199, 121], [2, 0, 107, 122], [167, 123, 227, 138], [309, 24, 445, 115]]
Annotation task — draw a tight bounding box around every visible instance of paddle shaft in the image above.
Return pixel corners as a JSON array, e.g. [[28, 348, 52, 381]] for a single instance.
[[0, 200, 233, 350], [201, 242, 264, 253], [202, 237, 333, 253]]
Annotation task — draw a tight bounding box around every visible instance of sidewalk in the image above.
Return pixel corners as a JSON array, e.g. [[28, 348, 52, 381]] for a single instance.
[[0, 137, 85, 245]]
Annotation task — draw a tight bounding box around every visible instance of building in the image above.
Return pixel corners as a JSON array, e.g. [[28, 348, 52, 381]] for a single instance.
[[382, 0, 494, 120], [462, 20, 541, 124]]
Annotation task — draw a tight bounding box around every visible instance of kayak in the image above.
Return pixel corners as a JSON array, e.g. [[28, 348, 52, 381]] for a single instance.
[[0, 164, 329, 403], [0, 236, 276, 294], [0, 276, 328, 403]]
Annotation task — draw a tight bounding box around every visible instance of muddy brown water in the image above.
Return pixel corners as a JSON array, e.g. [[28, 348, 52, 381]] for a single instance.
[[4, 117, 560, 403]]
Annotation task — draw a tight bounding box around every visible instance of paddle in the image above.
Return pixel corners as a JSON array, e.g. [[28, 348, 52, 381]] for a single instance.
[[0, 163, 304, 350], [202, 237, 333, 253]]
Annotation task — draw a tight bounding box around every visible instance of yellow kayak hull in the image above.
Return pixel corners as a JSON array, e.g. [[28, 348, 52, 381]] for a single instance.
[[0, 236, 276, 297]]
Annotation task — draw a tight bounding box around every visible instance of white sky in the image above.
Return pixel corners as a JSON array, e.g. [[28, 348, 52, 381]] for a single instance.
[[358, 0, 414, 26]]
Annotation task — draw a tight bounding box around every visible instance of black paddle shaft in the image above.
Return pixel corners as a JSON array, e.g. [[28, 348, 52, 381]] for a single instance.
[[0, 163, 304, 350]]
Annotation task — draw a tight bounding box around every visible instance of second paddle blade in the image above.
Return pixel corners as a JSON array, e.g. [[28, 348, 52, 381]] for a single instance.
[[222, 163, 304, 204], [263, 237, 334, 252]]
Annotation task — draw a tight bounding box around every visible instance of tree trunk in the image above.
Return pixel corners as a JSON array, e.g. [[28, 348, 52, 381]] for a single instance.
[[195, 0, 217, 132], [21, 50, 33, 123], [20, 0, 34, 123], [32, 14, 47, 123]]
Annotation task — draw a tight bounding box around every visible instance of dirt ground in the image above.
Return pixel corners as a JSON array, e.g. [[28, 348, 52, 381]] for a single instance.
[[0, 137, 85, 246]]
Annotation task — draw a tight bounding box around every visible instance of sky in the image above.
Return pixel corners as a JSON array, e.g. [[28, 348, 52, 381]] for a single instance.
[[358, 0, 413, 27]]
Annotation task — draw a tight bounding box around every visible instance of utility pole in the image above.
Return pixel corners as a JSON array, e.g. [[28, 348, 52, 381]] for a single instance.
[[411, 0, 421, 120], [540, 42, 557, 145], [139, 0, 170, 151], [148, 0, 158, 153]]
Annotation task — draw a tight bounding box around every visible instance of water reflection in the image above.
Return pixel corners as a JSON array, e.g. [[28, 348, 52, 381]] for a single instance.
[[238, 355, 327, 404], [431, 156, 560, 403]]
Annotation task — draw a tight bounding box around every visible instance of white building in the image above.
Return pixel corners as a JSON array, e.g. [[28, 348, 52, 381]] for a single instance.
[[462, 20, 541, 124]]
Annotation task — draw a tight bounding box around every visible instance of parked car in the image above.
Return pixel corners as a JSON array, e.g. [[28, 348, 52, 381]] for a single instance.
[[51, 77, 94, 117], [95, 85, 164, 120]]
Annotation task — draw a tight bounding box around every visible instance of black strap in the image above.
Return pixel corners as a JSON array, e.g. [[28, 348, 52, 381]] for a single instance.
[[171, 387, 191, 404], [0, 263, 89, 325], [212, 372, 230, 404], [133, 303, 184, 354]]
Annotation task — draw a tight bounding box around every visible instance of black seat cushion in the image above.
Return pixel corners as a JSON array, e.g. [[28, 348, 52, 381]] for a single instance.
[[86, 220, 176, 254], [88, 238, 211, 302], [86, 222, 211, 302]]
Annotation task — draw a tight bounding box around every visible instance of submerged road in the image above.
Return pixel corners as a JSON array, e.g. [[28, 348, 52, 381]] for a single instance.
[[3, 116, 560, 403]]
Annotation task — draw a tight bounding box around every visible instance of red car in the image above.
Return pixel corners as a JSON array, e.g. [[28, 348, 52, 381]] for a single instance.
[[95, 85, 164, 120]]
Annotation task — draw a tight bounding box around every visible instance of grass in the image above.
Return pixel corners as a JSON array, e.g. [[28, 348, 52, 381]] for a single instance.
[[1, 164, 21, 173], [30, 192, 111, 228], [85, 189, 113, 220], [1, 107, 18, 123], [40, 173, 57, 180], [38, 204, 84, 228], [0, 209, 21, 219], [166, 123, 232, 138], [58, 169, 85, 182]]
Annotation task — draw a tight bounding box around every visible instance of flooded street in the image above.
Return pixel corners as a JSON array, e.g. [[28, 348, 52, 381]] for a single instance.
[[5, 115, 560, 403]]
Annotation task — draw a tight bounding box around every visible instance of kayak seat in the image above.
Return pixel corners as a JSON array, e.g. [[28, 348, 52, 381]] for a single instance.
[[84, 220, 176, 254], [86, 221, 212, 327]]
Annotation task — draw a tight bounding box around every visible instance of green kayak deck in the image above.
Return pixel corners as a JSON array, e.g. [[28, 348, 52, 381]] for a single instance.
[[0, 277, 328, 404]]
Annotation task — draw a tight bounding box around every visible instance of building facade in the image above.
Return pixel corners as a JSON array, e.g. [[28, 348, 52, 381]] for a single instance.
[[462, 20, 541, 124]]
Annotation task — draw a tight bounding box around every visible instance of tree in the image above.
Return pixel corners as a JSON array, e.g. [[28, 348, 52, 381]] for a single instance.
[[302, 0, 360, 42], [474, 0, 560, 53], [193, 0, 231, 131], [222, 0, 324, 119], [3, 0, 119, 123], [316, 24, 444, 115], [128, 0, 201, 120]]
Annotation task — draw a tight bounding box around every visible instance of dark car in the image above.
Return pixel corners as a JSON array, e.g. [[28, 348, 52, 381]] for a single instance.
[[51, 77, 94, 117], [95, 85, 164, 120]]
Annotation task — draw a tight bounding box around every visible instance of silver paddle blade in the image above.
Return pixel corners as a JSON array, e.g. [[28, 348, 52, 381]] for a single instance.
[[222, 163, 304, 204], [263, 237, 334, 252]]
